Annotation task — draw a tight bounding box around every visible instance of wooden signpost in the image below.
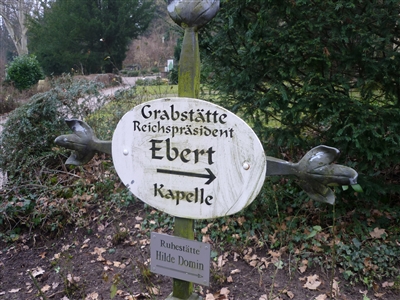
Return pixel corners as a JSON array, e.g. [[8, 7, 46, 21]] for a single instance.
[[112, 96, 266, 299], [112, 98, 266, 219]]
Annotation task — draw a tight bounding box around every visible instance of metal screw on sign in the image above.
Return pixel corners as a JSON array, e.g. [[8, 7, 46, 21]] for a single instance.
[[54, 1, 358, 299]]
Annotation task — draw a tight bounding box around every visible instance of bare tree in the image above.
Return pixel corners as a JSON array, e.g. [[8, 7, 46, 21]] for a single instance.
[[124, 0, 178, 71], [0, 0, 47, 56]]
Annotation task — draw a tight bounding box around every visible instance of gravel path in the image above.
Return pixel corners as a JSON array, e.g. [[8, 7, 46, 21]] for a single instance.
[[102, 76, 155, 96]]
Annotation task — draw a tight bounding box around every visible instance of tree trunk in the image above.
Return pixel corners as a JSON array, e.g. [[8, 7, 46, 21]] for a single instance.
[[0, 0, 29, 56]]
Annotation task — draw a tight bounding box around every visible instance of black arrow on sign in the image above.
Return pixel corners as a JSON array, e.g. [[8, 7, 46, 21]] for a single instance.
[[156, 265, 204, 278], [156, 168, 216, 185]]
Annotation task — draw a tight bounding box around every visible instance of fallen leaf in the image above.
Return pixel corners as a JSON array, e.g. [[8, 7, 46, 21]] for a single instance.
[[243, 247, 253, 255], [364, 257, 378, 272], [201, 223, 213, 234], [237, 216, 246, 225], [31, 267, 45, 277], [359, 289, 368, 296], [39, 252, 47, 259], [259, 295, 268, 300], [147, 286, 159, 295], [201, 227, 209, 234], [205, 293, 215, 300], [298, 259, 308, 273], [227, 276, 233, 283], [97, 224, 105, 232], [369, 227, 386, 239], [41, 285, 51, 292], [217, 255, 227, 268], [67, 274, 80, 283], [231, 233, 240, 240], [233, 252, 239, 261], [230, 269, 240, 274], [374, 292, 386, 298], [302, 274, 322, 290], [332, 279, 340, 297], [286, 290, 294, 299], [260, 257, 271, 269], [52, 282, 59, 290], [382, 281, 394, 288], [202, 235, 211, 243], [61, 244, 70, 252], [91, 247, 106, 262], [125, 293, 150, 300], [91, 247, 106, 256], [9, 288, 21, 293], [85, 292, 99, 300], [268, 250, 281, 258], [220, 287, 230, 296], [113, 261, 122, 267], [315, 294, 327, 300], [269, 232, 278, 244], [250, 260, 260, 267], [139, 239, 150, 245]]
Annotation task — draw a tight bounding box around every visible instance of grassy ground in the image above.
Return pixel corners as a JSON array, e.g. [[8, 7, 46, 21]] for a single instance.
[[135, 84, 178, 101]]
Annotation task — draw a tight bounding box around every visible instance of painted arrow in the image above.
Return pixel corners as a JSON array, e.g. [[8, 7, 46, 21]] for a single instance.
[[156, 168, 216, 185], [156, 265, 204, 278]]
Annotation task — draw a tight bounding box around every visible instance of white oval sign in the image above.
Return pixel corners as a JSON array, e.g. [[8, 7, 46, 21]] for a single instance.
[[112, 97, 266, 219]]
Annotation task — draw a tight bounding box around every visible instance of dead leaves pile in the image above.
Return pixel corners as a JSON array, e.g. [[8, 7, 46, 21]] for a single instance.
[[1, 210, 399, 299], [196, 214, 397, 299], [0, 218, 156, 300]]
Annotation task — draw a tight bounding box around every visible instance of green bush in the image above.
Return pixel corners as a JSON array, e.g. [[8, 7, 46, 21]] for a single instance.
[[128, 70, 139, 77], [168, 65, 178, 85], [5, 55, 44, 90], [201, 0, 400, 207], [0, 75, 111, 230], [151, 67, 160, 73], [135, 77, 165, 86], [0, 74, 106, 184]]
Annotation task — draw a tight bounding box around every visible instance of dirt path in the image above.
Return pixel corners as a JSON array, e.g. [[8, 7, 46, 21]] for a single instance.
[[101, 76, 157, 97]]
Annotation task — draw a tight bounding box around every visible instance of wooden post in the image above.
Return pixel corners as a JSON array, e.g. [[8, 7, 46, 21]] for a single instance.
[[171, 26, 200, 300], [167, 1, 220, 299], [178, 27, 200, 98], [172, 218, 195, 299]]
